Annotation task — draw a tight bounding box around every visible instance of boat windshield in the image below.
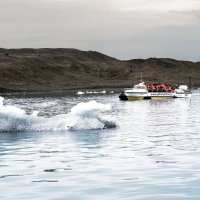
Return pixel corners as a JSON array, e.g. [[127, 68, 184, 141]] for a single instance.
[[134, 86, 146, 89]]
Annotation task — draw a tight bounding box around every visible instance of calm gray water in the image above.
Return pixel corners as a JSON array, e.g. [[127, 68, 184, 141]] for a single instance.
[[0, 90, 200, 200]]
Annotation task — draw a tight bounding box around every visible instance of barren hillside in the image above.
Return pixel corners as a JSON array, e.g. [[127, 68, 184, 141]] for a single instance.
[[0, 48, 199, 92]]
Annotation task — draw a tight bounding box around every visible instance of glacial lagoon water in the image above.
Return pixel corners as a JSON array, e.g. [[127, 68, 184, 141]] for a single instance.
[[0, 90, 200, 200]]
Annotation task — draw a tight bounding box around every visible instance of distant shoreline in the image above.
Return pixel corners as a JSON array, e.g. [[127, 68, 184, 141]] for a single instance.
[[0, 86, 123, 97]]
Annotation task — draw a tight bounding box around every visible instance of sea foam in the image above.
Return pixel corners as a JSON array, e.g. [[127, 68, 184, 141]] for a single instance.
[[0, 97, 116, 132]]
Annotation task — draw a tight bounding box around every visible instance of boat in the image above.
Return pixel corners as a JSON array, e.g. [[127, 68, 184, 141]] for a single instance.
[[119, 81, 191, 101]]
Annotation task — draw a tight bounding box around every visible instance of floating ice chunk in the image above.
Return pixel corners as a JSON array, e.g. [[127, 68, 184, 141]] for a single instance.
[[0, 97, 116, 132], [101, 90, 106, 94], [76, 91, 85, 95], [86, 91, 93, 94], [67, 101, 115, 130]]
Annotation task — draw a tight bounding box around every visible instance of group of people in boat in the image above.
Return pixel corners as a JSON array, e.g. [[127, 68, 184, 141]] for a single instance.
[[146, 83, 175, 93]]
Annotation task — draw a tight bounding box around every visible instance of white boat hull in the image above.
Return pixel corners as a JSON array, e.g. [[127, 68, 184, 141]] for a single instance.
[[124, 92, 174, 100], [173, 92, 192, 98]]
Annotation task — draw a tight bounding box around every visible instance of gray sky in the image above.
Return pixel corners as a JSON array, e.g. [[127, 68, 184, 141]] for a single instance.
[[0, 0, 200, 61]]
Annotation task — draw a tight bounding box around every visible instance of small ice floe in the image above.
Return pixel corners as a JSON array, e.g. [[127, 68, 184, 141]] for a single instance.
[[86, 91, 93, 94], [110, 91, 114, 94], [76, 91, 85, 95], [100, 90, 106, 94], [92, 91, 107, 94]]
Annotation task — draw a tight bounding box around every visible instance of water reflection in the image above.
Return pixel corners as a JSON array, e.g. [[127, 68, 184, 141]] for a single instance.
[[69, 130, 104, 147]]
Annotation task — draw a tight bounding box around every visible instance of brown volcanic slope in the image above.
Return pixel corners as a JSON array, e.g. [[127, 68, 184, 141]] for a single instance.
[[0, 48, 199, 92]]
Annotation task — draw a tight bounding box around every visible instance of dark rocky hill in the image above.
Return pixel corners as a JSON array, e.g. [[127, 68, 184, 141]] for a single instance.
[[0, 48, 199, 92]]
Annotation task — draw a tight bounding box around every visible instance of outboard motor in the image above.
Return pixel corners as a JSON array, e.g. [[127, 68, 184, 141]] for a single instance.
[[119, 92, 128, 101]]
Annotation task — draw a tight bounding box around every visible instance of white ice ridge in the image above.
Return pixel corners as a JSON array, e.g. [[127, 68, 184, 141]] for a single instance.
[[0, 97, 116, 132]]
